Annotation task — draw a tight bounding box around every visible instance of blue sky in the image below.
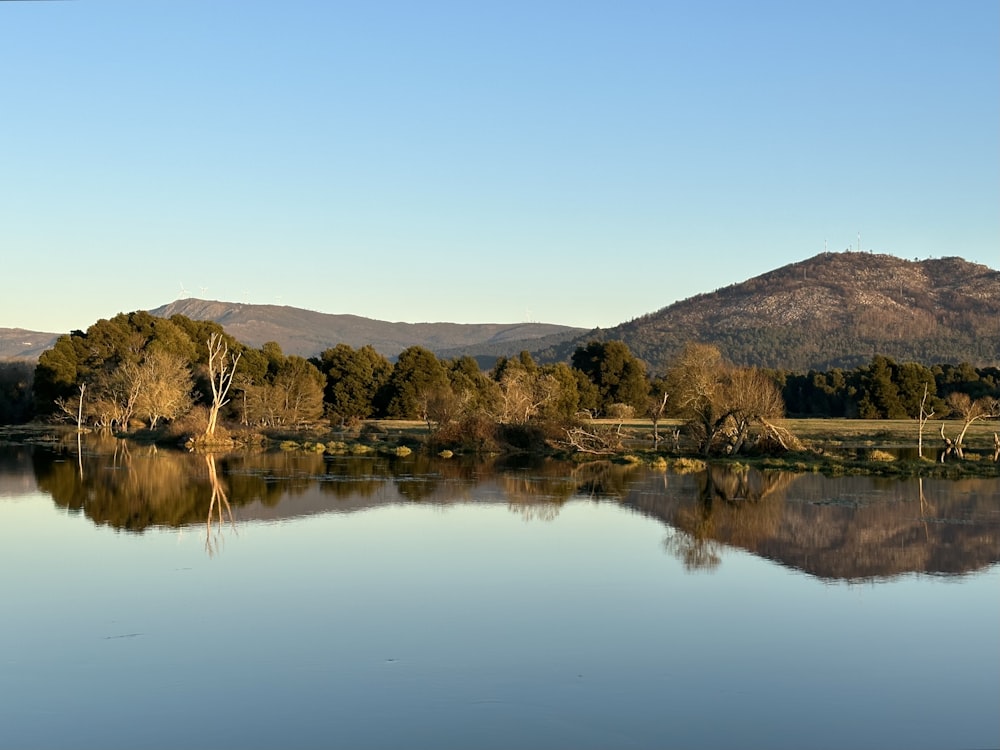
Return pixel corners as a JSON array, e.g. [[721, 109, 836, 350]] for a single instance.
[[1, 0, 997, 333]]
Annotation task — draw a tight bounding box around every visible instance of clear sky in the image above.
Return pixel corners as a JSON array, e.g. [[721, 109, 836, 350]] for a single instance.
[[1, 0, 997, 334]]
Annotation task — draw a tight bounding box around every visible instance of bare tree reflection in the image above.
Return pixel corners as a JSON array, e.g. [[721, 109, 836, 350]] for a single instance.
[[501, 473, 564, 522], [917, 477, 929, 542], [569, 460, 634, 499], [666, 465, 792, 571], [663, 529, 722, 572], [205, 454, 235, 557]]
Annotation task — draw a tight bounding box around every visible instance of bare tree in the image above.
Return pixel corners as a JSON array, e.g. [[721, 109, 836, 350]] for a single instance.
[[205, 333, 241, 437], [666, 344, 792, 456], [560, 423, 624, 454], [917, 383, 934, 459], [55, 382, 87, 431], [940, 393, 1000, 460], [724, 367, 785, 454], [421, 383, 461, 432], [647, 387, 669, 448], [494, 366, 553, 425], [90, 362, 143, 431], [135, 349, 193, 428], [665, 343, 729, 455]]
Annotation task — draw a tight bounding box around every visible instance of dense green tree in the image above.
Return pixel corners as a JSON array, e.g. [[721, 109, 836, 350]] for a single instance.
[[33, 313, 229, 418], [571, 340, 648, 414], [0, 362, 35, 424], [488, 352, 583, 425], [313, 344, 392, 423], [446, 356, 498, 418], [537, 362, 582, 421], [857, 356, 907, 419], [242, 346, 324, 428], [384, 346, 450, 420], [167, 315, 232, 366], [572, 368, 601, 416], [894, 362, 940, 418], [34, 334, 87, 410], [269, 355, 325, 427]]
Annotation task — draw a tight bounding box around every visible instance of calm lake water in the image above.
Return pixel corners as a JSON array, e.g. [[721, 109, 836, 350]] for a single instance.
[[1, 437, 998, 750]]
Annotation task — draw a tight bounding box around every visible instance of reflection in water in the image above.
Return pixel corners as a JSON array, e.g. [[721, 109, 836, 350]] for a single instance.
[[661, 466, 792, 572], [14, 438, 1000, 577], [629, 465, 1000, 580], [205, 454, 235, 557]]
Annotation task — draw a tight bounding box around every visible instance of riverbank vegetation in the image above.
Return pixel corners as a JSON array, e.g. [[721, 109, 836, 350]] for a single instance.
[[0, 310, 997, 474]]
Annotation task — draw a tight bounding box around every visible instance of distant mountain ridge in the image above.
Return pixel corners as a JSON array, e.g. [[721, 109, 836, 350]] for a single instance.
[[148, 299, 585, 359], [0, 329, 59, 361], [4, 252, 998, 369], [531, 252, 1000, 371]]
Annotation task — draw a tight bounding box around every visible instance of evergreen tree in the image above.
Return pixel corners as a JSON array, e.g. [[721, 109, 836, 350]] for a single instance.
[[384, 346, 450, 419], [570, 340, 648, 414]]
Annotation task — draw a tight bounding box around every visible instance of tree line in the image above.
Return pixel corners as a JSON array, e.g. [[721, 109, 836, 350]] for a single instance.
[[0, 310, 997, 455], [777, 355, 1000, 419]]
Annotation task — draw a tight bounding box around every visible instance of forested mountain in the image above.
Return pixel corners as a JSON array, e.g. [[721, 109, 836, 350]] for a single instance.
[[532, 252, 1000, 373], [149, 299, 584, 359]]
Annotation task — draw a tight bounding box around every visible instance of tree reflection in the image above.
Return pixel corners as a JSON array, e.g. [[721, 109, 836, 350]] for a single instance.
[[568, 460, 634, 499], [204, 454, 235, 557], [502, 472, 564, 522], [633, 464, 1000, 580], [663, 529, 721, 572], [22, 438, 1000, 579], [664, 465, 792, 571]]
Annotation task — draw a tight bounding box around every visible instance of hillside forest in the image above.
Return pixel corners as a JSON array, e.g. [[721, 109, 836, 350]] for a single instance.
[[1, 311, 999, 456]]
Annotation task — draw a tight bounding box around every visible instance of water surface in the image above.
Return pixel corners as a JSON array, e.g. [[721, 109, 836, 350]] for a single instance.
[[1, 441, 997, 750]]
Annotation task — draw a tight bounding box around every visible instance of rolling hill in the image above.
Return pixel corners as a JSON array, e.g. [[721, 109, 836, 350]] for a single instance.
[[0, 329, 60, 361], [4, 252, 998, 371], [531, 252, 1000, 372], [148, 299, 585, 359]]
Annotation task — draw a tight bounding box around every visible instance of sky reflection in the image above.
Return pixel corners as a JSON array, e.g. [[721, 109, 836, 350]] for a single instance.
[[0, 445, 998, 749]]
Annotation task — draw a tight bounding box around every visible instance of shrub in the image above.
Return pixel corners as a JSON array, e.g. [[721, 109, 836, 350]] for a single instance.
[[605, 403, 635, 419], [867, 449, 896, 462], [499, 423, 552, 453], [430, 414, 500, 453], [673, 457, 707, 474]]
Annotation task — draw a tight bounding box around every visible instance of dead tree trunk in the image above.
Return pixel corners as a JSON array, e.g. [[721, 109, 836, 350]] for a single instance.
[[938, 424, 961, 462], [649, 391, 669, 448], [205, 333, 241, 437], [917, 383, 933, 460]]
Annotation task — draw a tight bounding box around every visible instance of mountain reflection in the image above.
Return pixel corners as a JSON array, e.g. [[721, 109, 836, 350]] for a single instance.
[[14, 438, 1000, 578], [628, 465, 1000, 580]]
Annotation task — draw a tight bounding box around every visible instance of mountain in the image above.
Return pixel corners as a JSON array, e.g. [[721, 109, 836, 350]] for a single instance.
[[0, 329, 60, 361], [6, 252, 998, 370], [532, 252, 1000, 372], [149, 299, 585, 359]]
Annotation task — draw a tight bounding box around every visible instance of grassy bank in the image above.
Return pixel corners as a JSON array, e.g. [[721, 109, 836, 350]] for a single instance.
[[3, 417, 998, 479]]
